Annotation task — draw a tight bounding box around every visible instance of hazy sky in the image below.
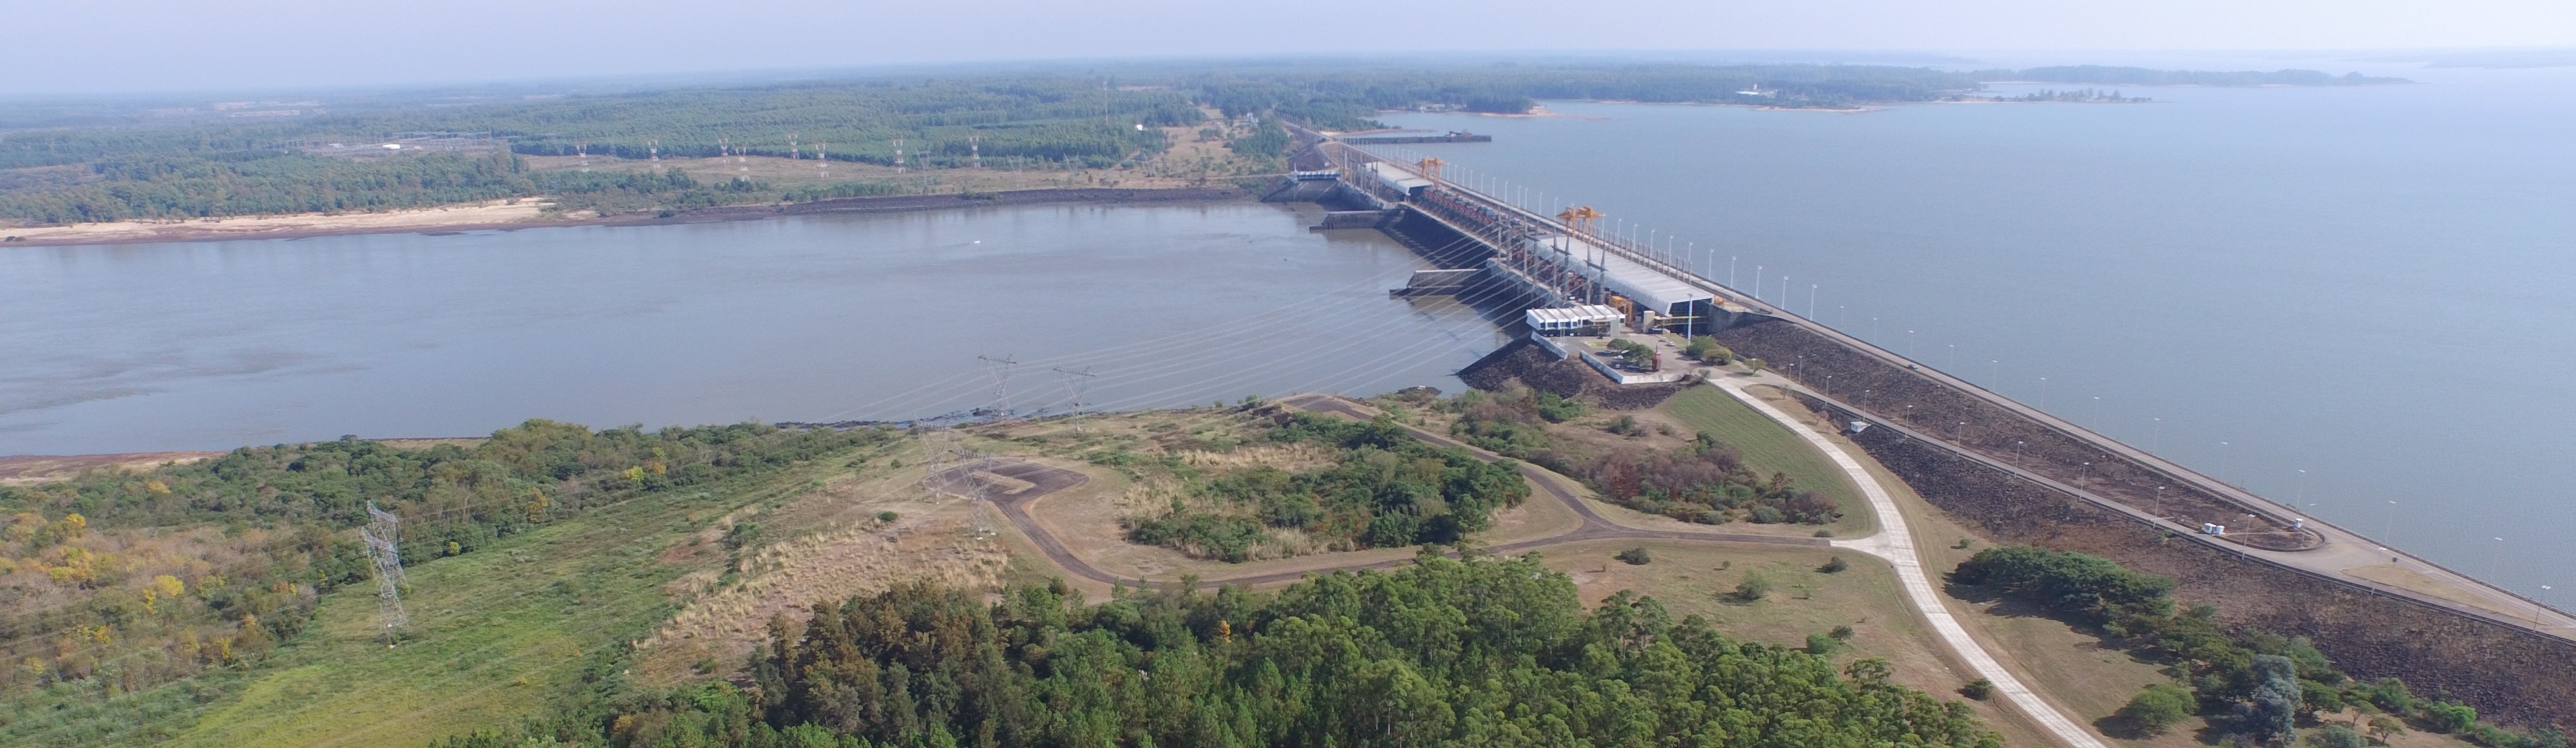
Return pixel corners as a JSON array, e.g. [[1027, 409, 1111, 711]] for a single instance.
[[9, 0, 2575, 95]]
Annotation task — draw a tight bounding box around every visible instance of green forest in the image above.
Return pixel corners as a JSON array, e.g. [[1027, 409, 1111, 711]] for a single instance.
[[0, 62, 1999, 227], [1119, 414, 1528, 562], [0, 421, 893, 742], [442, 554, 2002, 748], [0, 61, 2418, 227], [1955, 546, 2564, 748]]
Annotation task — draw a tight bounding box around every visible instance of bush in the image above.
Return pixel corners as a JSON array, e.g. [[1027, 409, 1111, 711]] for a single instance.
[[1951, 546, 2177, 623], [1734, 571, 1774, 601], [2308, 725, 2365, 748], [1804, 633, 1841, 655], [2116, 683, 2197, 736], [1615, 547, 1653, 565], [1960, 678, 1994, 701], [1605, 415, 1645, 437], [1828, 625, 1855, 640], [876, 511, 900, 523], [1531, 391, 1587, 423], [2423, 701, 2478, 734], [1684, 336, 1732, 364], [1820, 556, 1850, 573]]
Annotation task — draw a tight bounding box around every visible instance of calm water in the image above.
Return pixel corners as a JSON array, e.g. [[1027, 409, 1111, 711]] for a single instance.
[[0, 202, 1510, 456], [1377, 59, 2576, 598]]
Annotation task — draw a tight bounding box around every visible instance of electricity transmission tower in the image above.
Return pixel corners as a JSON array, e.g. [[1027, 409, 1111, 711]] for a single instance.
[[978, 354, 1018, 419], [1054, 366, 1096, 432], [360, 503, 407, 631]]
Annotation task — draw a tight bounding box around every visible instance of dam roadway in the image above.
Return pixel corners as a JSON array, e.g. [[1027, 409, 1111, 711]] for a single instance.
[[1293, 130, 2576, 640]]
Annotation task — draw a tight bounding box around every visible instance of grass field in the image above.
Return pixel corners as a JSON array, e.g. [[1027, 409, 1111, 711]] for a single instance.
[[162, 474, 821, 746], [1649, 383, 1877, 537]]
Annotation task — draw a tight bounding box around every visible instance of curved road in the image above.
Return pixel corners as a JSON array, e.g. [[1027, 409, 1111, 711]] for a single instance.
[[931, 389, 2109, 748], [930, 394, 1824, 590]]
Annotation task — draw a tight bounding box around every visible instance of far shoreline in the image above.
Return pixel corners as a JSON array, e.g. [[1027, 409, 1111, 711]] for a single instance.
[[0, 186, 1256, 249]]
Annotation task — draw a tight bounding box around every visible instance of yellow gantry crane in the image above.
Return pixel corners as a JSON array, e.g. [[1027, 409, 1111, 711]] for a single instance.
[[1414, 157, 1446, 183], [1555, 205, 1603, 236]]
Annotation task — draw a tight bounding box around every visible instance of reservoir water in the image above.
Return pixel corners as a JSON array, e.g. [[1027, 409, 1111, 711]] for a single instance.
[[1, 202, 1508, 456], [6, 58, 2570, 600], [1374, 59, 2576, 599]]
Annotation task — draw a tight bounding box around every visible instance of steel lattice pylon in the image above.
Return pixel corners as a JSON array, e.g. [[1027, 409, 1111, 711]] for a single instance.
[[360, 502, 407, 631]]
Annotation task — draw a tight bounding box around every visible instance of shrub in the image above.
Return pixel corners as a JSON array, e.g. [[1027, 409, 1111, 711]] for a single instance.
[[1820, 556, 1850, 573], [1684, 336, 1732, 364], [1804, 633, 1840, 655], [1734, 571, 1774, 601], [1605, 415, 1645, 437], [1531, 391, 1586, 423], [2116, 683, 2196, 736], [1828, 624, 1855, 640], [876, 511, 900, 523], [1951, 546, 2177, 623], [1615, 547, 1653, 565], [1960, 678, 1994, 701], [719, 521, 762, 551], [2423, 701, 2477, 734], [2308, 725, 2365, 748]]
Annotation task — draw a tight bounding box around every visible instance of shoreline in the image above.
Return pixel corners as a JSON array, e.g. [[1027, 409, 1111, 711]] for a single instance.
[[1, 186, 1255, 249]]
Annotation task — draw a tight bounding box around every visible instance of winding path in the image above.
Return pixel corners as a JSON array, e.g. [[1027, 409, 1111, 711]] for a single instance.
[[1707, 376, 2112, 748], [930, 389, 2106, 748]]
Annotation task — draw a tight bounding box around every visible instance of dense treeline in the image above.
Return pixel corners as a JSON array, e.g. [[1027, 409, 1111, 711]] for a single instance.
[[1974, 66, 2409, 86], [1121, 414, 1527, 561], [1956, 546, 2565, 747], [440, 554, 2002, 748], [0, 151, 533, 224], [1445, 388, 1838, 526], [1177, 64, 1985, 127], [0, 64, 1997, 227], [0, 421, 891, 719], [1, 61, 2383, 227]]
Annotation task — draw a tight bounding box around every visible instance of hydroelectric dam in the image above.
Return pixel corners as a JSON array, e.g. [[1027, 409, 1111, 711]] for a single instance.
[[1260, 125, 2576, 726]]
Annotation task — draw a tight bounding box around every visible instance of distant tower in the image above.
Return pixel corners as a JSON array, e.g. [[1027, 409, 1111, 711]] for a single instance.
[[576, 142, 589, 172], [968, 134, 981, 169], [817, 141, 828, 177], [893, 137, 905, 172], [360, 503, 408, 632], [649, 139, 659, 162], [790, 133, 799, 160]]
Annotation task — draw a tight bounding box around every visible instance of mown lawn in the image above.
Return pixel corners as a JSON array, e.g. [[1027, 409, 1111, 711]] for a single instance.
[[1655, 383, 1873, 535]]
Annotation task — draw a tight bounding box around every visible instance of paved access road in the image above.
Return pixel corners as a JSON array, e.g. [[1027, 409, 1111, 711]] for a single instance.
[[930, 390, 2112, 747]]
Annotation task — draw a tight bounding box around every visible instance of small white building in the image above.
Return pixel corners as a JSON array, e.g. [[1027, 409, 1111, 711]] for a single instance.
[[1523, 305, 1623, 336]]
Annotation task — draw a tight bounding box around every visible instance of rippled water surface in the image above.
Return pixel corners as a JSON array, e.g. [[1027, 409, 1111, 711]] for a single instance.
[[1375, 59, 2576, 597], [1, 202, 1510, 455]]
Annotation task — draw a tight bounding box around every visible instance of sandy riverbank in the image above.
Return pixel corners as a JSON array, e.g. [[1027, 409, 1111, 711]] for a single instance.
[[0, 200, 556, 247], [1, 186, 1255, 249]]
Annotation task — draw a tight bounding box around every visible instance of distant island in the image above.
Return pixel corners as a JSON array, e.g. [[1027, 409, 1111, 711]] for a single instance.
[[1975, 65, 2411, 86]]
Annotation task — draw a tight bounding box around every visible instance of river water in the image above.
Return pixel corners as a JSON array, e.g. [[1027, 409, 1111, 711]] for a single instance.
[[0, 202, 1510, 456], [7, 59, 2570, 599], [1373, 57, 2576, 599]]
